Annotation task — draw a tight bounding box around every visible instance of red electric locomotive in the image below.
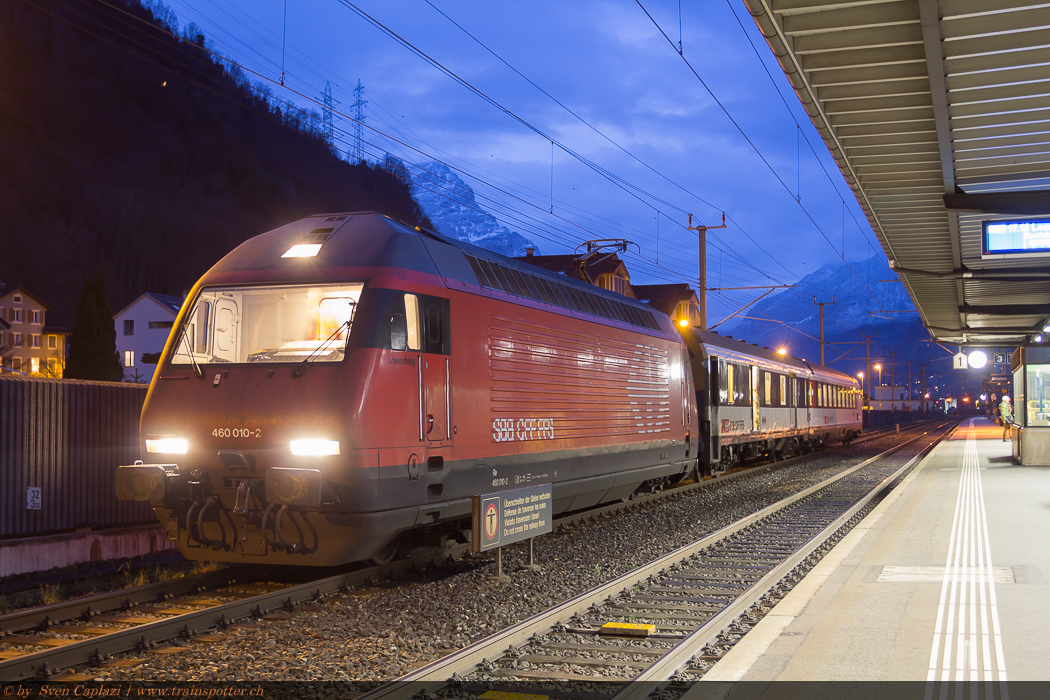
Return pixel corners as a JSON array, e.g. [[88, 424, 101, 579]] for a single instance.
[[116, 212, 698, 565]]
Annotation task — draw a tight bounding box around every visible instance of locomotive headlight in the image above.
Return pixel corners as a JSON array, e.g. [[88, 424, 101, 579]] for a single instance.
[[146, 438, 188, 454], [290, 439, 340, 456]]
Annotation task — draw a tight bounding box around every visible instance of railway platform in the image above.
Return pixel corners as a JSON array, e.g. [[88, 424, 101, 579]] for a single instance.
[[698, 417, 1049, 686]]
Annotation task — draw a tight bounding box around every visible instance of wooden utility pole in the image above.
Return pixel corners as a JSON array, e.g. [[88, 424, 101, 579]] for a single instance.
[[863, 332, 877, 412], [889, 350, 896, 411], [908, 362, 913, 413], [687, 213, 726, 330], [813, 296, 836, 365], [920, 363, 926, 414]]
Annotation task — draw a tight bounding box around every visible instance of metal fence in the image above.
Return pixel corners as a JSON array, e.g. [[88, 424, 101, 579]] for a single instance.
[[0, 375, 150, 538]]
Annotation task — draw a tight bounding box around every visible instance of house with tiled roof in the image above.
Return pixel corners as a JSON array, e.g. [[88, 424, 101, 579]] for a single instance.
[[113, 293, 184, 382], [514, 248, 636, 298], [632, 283, 701, 327], [0, 287, 68, 376]]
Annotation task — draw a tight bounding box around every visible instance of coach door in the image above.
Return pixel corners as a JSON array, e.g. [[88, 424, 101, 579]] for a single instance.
[[790, 376, 799, 429], [751, 366, 761, 431], [421, 297, 452, 444]]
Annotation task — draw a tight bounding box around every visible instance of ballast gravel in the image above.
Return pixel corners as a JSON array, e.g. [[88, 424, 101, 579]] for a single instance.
[[88, 436, 908, 683]]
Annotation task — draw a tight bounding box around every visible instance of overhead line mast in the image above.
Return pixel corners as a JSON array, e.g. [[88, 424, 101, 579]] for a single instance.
[[688, 213, 726, 330]]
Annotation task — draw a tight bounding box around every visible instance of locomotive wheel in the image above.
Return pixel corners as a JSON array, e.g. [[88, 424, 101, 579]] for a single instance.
[[367, 539, 400, 566]]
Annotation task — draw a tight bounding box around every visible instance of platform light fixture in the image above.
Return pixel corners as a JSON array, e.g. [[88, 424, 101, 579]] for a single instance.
[[678, 319, 689, 328], [777, 347, 787, 355], [968, 350, 988, 369]]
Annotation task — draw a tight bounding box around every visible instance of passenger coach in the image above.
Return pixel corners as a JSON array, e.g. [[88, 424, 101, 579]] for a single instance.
[[682, 329, 862, 472]]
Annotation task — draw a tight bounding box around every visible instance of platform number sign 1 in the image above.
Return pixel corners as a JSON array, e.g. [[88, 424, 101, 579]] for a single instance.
[[26, 487, 41, 510]]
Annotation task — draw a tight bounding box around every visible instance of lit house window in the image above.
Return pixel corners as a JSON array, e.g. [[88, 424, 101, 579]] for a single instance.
[[123, 320, 134, 336], [675, 300, 699, 324], [124, 350, 135, 367], [30, 358, 40, 374], [598, 274, 628, 296]]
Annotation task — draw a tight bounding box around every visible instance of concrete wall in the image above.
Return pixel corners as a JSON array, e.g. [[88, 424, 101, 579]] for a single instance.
[[0, 524, 178, 577]]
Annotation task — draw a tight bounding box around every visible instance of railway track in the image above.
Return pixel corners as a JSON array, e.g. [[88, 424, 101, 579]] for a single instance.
[[0, 420, 945, 682], [356, 421, 954, 699]]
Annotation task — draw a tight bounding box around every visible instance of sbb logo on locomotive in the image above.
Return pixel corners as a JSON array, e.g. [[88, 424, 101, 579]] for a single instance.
[[493, 417, 556, 443]]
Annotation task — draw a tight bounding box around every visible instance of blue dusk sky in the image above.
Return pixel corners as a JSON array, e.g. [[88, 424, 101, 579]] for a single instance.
[[154, 0, 893, 325]]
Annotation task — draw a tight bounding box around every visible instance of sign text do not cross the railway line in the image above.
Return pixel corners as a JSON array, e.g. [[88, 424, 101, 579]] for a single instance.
[[472, 483, 552, 553]]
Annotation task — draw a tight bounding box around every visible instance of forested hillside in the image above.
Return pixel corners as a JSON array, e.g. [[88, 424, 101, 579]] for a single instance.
[[0, 0, 428, 324]]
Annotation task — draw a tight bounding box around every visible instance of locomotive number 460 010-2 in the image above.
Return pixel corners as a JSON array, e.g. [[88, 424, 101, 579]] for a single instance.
[[212, 428, 262, 438]]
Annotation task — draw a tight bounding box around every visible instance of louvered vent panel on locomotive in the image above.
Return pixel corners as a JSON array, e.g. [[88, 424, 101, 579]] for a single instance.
[[488, 316, 671, 443]]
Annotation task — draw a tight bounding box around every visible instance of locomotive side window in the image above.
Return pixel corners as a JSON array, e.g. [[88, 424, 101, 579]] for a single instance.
[[193, 301, 211, 354], [405, 294, 421, 351], [172, 282, 363, 365]]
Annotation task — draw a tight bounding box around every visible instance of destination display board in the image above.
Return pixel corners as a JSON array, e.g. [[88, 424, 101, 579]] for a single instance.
[[983, 219, 1050, 255], [472, 483, 552, 552]]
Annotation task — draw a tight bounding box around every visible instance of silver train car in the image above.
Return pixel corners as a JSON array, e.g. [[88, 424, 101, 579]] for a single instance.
[[683, 329, 862, 472]]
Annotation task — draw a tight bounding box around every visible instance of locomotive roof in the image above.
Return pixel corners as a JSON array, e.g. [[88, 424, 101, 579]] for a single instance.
[[200, 212, 676, 339], [687, 327, 859, 386]]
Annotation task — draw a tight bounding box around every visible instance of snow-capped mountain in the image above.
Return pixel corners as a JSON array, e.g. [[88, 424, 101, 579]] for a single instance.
[[410, 161, 538, 258], [717, 256, 929, 368]]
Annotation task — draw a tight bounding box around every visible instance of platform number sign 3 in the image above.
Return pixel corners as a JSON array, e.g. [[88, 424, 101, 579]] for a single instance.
[[26, 487, 41, 510]]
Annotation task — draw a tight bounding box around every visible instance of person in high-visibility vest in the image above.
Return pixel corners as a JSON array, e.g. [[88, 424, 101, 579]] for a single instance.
[[999, 396, 1013, 442]]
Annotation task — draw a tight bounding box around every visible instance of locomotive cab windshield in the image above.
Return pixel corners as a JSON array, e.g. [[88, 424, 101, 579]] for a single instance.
[[171, 282, 363, 366]]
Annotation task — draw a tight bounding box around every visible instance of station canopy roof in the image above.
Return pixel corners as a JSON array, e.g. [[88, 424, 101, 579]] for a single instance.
[[742, 0, 1050, 346]]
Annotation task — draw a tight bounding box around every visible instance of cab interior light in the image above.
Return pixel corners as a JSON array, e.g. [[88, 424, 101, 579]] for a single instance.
[[290, 439, 340, 456], [282, 244, 323, 258], [146, 437, 188, 454]]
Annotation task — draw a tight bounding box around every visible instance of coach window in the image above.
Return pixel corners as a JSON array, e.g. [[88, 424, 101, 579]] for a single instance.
[[719, 360, 732, 405], [779, 375, 788, 406], [405, 294, 421, 350]]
